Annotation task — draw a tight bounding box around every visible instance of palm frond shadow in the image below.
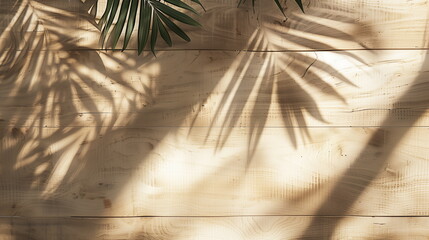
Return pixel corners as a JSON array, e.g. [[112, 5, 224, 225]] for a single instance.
[[0, 0, 157, 206], [1, 0, 214, 221], [191, 4, 377, 165]]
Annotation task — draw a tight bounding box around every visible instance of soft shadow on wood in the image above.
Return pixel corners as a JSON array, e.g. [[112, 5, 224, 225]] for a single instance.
[[298, 35, 429, 240], [191, 3, 376, 167], [1, 0, 428, 239]]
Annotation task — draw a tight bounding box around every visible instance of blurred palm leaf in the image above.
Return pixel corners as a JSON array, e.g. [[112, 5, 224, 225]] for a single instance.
[[98, 0, 304, 54]]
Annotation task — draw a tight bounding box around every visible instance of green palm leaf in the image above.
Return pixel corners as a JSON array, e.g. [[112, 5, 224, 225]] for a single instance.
[[150, 9, 159, 55], [110, 0, 131, 49], [273, 0, 286, 17], [123, 0, 139, 50], [137, 0, 151, 54], [99, 0, 119, 48], [191, 0, 206, 12], [156, 9, 191, 42], [155, 13, 172, 47], [99, 0, 202, 55], [164, 0, 199, 15], [295, 0, 305, 13], [98, 0, 114, 28], [150, 1, 201, 26]]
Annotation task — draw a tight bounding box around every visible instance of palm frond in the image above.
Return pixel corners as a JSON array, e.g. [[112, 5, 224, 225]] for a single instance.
[[99, 0, 202, 55]]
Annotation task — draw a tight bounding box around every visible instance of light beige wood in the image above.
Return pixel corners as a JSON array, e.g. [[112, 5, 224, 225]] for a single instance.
[[1, 126, 429, 216], [1, 49, 429, 128], [1, 216, 429, 239], [2, 0, 429, 239], [1, 0, 428, 51]]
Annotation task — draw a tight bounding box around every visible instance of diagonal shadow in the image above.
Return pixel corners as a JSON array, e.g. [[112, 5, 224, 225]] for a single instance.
[[298, 34, 429, 240]]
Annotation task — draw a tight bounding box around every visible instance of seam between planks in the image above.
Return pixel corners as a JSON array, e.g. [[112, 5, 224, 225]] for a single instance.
[[2, 126, 429, 128], [2, 215, 429, 218], [7, 48, 429, 53]]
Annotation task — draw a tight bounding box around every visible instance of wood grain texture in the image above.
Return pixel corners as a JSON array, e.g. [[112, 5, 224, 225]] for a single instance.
[[2, 0, 429, 238], [1, 126, 429, 216], [1, 216, 429, 240], [1, 49, 429, 128], [1, 0, 428, 51]]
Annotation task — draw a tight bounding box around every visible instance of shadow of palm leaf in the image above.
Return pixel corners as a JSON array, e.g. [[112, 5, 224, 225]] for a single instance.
[[0, 0, 24, 37], [0, 0, 156, 204], [194, 2, 376, 166], [1, 0, 210, 224]]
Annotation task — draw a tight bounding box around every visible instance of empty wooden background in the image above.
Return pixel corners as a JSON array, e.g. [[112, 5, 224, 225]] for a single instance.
[[1, 0, 429, 239]]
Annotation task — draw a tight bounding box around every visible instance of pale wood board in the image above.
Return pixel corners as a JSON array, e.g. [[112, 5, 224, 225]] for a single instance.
[[2, 0, 429, 239], [1, 49, 429, 128], [1, 216, 429, 239], [1, 0, 428, 51], [1, 126, 429, 216]]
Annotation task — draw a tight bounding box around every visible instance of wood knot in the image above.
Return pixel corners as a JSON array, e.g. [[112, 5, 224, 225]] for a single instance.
[[103, 199, 112, 209]]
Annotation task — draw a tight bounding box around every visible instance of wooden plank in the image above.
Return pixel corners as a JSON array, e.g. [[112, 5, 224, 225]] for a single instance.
[[1, 0, 428, 51], [1, 216, 429, 239], [1, 126, 429, 216], [1, 49, 429, 128]]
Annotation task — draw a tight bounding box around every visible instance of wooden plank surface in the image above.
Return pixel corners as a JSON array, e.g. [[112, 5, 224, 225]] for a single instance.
[[1, 49, 429, 128], [1, 216, 429, 240], [1, 0, 428, 51], [1, 126, 429, 216], [2, 1, 429, 239]]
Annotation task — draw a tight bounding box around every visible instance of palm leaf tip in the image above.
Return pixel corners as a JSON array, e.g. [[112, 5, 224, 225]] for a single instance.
[[111, 0, 131, 49], [138, 0, 151, 55], [295, 0, 305, 13], [151, 1, 201, 27], [191, 0, 206, 11], [164, 0, 199, 15], [122, 0, 139, 51]]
